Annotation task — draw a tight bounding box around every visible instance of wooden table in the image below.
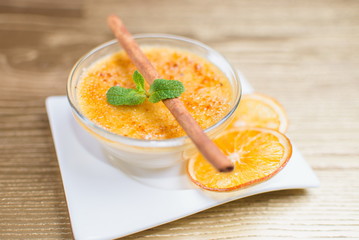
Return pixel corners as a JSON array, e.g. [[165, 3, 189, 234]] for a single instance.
[[1, 0, 358, 239]]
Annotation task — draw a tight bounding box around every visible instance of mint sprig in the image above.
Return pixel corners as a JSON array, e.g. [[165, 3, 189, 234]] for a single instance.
[[106, 87, 146, 105], [106, 70, 185, 106], [132, 70, 146, 94], [148, 79, 185, 103]]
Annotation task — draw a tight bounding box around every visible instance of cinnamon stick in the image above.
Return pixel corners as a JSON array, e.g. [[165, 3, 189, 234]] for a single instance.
[[107, 14, 234, 172]]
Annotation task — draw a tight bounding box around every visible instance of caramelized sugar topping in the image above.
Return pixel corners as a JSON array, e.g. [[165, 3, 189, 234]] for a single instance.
[[78, 47, 232, 140]]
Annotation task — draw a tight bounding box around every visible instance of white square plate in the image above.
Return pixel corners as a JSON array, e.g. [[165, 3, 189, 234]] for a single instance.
[[46, 72, 319, 240]]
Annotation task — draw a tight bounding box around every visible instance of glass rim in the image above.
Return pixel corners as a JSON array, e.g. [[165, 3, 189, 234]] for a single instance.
[[67, 33, 242, 148]]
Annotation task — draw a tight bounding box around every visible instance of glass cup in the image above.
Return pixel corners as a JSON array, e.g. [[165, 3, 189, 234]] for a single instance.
[[67, 34, 241, 169]]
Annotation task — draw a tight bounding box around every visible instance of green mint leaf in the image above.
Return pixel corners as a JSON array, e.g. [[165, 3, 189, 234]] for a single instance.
[[106, 86, 146, 105], [133, 70, 146, 93], [148, 79, 185, 103]]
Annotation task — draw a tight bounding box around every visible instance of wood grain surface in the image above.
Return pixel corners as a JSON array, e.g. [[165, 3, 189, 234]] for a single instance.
[[0, 0, 358, 239]]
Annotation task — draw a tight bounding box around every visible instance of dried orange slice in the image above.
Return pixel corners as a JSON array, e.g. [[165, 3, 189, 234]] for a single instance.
[[187, 127, 292, 192], [228, 93, 288, 133]]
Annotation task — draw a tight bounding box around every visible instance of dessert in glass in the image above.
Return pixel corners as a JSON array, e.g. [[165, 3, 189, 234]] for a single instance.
[[67, 34, 241, 169]]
